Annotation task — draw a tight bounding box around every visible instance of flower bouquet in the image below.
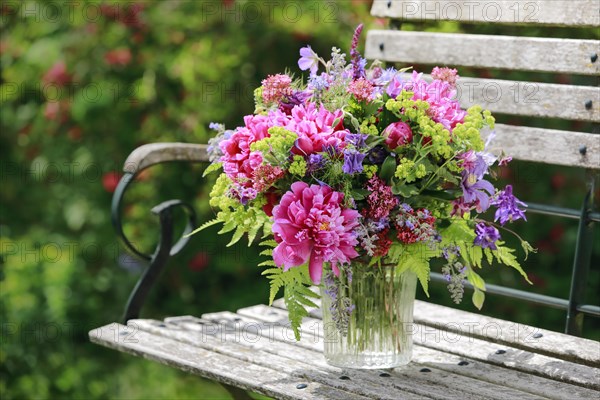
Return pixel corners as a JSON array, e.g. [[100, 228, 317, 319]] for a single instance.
[[195, 25, 532, 368]]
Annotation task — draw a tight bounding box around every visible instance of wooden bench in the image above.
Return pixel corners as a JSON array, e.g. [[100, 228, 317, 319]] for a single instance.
[[90, 1, 600, 398]]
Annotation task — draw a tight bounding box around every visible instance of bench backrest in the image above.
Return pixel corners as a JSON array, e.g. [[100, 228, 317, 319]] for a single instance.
[[365, 0, 599, 335]]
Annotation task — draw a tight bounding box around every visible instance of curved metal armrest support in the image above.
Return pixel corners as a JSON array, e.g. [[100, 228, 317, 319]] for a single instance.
[[123, 143, 209, 174], [112, 143, 209, 323]]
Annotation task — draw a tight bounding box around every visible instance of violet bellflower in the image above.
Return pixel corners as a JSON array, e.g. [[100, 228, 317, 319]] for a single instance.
[[473, 222, 501, 250], [493, 185, 527, 225]]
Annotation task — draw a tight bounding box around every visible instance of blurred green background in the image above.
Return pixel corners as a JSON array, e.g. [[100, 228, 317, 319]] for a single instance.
[[1, 1, 598, 399]]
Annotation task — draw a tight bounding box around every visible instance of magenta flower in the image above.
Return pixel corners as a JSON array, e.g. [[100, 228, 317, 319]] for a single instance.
[[298, 46, 319, 75], [285, 103, 348, 156], [272, 182, 360, 284], [384, 121, 413, 149]]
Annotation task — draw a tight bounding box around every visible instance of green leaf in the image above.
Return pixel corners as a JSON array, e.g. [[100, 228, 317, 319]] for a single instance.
[[493, 244, 532, 284], [420, 189, 460, 201], [379, 156, 397, 182], [472, 288, 485, 310], [185, 218, 221, 237], [466, 268, 486, 292], [226, 226, 245, 247], [392, 183, 419, 197], [393, 243, 435, 296], [202, 162, 222, 177]]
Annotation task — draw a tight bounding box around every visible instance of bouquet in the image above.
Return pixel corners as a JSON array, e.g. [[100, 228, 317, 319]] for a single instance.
[[195, 25, 532, 340]]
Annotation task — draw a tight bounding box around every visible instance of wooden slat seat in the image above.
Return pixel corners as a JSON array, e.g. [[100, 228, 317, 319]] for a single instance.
[[90, 300, 600, 400]]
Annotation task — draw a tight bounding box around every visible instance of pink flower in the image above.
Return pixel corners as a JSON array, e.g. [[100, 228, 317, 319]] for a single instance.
[[272, 182, 359, 284], [220, 114, 274, 190], [384, 121, 413, 149], [285, 103, 348, 156], [431, 67, 459, 88], [262, 74, 293, 104], [347, 77, 374, 102], [42, 61, 71, 87], [409, 71, 466, 130]]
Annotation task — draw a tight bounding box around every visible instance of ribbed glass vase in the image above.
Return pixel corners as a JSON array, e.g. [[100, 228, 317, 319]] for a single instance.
[[320, 262, 417, 369]]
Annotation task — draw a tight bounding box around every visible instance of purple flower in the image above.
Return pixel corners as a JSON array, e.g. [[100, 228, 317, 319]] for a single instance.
[[493, 185, 527, 225], [298, 46, 319, 75], [350, 24, 365, 80], [307, 153, 326, 172], [279, 90, 310, 115], [345, 133, 369, 148], [342, 149, 365, 174], [473, 223, 501, 250], [461, 176, 495, 212], [367, 145, 388, 164], [308, 73, 330, 91]]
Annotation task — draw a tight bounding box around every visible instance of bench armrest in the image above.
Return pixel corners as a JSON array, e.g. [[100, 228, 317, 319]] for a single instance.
[[123, 143, 209, 174]]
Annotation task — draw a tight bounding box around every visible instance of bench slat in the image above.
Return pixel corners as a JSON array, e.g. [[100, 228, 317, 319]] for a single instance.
[[241, 304, 599, 390], [123, 143, 208, 174], [194, 312, 546, 400], [254, 304, 600, 400], [273, 297, 600, 366], [365, 30, 600, 75], [89, 323, 369, 400], [488, 124, 600, 169], [371, 0, 600, 27], [131, 318, 433, 400], [419, 75, 599, 122]]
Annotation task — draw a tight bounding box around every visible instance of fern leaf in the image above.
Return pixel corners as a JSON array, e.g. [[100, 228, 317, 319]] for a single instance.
[[185, 218, 221, 237], [227, 225, 245, 247], [259, 239, 278, 248]]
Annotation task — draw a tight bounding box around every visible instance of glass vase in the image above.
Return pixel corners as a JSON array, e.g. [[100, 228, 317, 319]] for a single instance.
[[320, 262, 417, 369]]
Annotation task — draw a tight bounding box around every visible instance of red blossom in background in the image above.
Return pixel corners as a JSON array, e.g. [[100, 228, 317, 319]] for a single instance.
[[188, 252, 210, 272], [105, 48, 132, 66], [102, 172, 122, 193], [43, 61, 71, 86]]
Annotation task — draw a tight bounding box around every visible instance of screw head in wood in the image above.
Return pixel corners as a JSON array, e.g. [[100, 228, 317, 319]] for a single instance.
[[387, 0, 392, 8], [296, 383, 308, 389], [495, 349, 507, 355], [585, 100, 593, 110], [339, 375, 350, 380], [591, 53, 598, 63], [379, 372, 391, 377], [579, 145, 587, 155], [533, 332, 543, 339], [379, 43, 385, 52], [458, 361, 469, 366], [419, 368, 431, 372]]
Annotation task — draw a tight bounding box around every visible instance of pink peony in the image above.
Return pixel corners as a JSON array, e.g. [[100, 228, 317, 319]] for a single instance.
[[272, 182, 359, 284], [219, 113, 275, 193], [284, 103, 348, 156], [384, 121, 413, 149]]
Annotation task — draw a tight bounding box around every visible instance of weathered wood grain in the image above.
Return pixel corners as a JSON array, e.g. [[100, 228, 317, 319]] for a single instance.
[[365, 30, 600, 75], [371, 0, 600, 27], [233, 306, 600, 400], [241, 304, 600, 390], [486, 124, 600, 169], [123, 143, 208, 174], [89, 323, 369, 400], [417, 74, 599, 122], [131, 318, 434, 400], [412, 300, 600, 367]]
